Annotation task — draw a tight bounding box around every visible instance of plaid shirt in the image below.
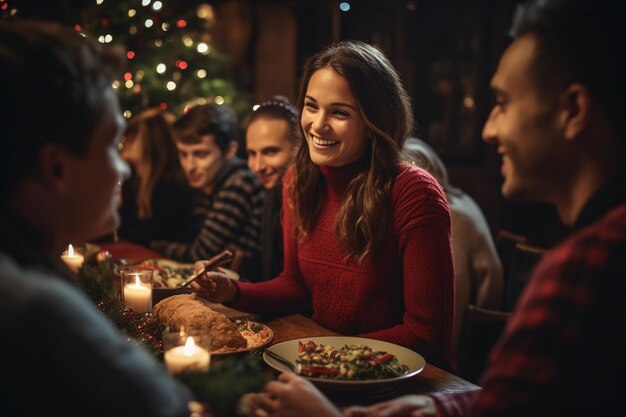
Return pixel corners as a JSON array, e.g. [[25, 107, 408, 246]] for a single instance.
[[432, 178, 626, 416]]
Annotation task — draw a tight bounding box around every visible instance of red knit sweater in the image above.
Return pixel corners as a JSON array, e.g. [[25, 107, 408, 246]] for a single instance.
[[233, 162, 455, 369]]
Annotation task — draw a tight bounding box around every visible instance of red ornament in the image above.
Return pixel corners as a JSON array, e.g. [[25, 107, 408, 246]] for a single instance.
[[122, 306, 135, 317]]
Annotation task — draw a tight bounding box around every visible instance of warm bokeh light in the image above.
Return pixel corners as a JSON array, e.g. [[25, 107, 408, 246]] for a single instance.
[[196, 42, 209, 54]]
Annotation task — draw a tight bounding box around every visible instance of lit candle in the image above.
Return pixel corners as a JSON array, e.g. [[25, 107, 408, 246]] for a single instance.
[[164, 336, 210, 374], [123, 275, 152, 313], [61, 244, 84, 273]]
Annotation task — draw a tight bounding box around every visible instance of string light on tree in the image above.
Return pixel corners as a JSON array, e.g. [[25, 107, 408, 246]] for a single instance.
[[74, 0, 253, 119]]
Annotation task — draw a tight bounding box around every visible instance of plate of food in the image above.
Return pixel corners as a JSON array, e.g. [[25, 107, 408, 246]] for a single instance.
[[131, 258, 239, 303], [263, 336, 425, 390], [152, 293, 272, 355]]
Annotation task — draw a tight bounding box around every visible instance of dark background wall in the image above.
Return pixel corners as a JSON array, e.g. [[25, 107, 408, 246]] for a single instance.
[[12, 0, 569, 247]]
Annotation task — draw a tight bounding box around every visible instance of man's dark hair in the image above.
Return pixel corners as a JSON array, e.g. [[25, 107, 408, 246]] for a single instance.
[[0, 19, 123, 204], [173, 103, 240, 153], [511, 0, 626, 139]]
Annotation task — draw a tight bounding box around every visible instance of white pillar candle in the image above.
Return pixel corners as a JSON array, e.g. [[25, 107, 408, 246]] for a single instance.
[[164, 336, 210, 374], [61, 244, 84, 273], [123, 275, 152, 313]]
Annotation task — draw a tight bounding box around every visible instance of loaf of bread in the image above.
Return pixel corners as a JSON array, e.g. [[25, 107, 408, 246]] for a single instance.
[[152, 293, 247, 352]]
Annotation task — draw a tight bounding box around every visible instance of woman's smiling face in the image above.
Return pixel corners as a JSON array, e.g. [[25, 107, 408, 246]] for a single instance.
[[300, 67, 369, 167]]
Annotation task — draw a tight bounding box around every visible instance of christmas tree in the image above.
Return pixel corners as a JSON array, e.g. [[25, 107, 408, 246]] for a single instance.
[[75, 0, 253, 120]]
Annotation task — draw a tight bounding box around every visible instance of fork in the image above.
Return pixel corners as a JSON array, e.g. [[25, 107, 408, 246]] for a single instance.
[[264, 349, 301, 374]]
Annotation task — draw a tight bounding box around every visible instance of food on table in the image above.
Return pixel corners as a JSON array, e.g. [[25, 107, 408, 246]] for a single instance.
[[235, 319, 274, 352], [295, 339, 409, 380], [152, 294, 247, 352], [152, 294, 273, 353], [133, 259, 194, 288]]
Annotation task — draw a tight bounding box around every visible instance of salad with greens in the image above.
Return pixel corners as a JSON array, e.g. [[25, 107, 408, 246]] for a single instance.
[[295, 340, 409, 380]]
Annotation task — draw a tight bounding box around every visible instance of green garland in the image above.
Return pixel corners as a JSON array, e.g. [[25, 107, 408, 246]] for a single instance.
[[77, 258, 270, 416], [177, 356, 269, 417], [78, 259, 164, 356]]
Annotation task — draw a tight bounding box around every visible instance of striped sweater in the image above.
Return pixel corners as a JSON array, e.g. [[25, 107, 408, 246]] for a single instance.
[[163, 157, 264, 278]]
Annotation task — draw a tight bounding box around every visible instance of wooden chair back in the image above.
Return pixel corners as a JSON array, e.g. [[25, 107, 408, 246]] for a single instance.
[[502, 242, 548, 311], [457, 304, 512, 383]]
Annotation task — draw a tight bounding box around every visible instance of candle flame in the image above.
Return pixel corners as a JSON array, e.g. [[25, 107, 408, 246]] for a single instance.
[[134, 274, 141, 286], [68, 244, 75, 257], [183, 336, 196, 355]]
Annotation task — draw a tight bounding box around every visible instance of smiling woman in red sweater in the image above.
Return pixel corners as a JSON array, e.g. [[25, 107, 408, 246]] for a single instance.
[[192, 40, 455, 370]]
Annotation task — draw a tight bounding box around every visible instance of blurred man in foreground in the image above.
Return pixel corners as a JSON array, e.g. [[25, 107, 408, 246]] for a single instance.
[[0, 20, 193, 417]]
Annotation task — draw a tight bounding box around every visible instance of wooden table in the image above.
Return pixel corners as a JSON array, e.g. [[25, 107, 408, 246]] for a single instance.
[[95, 242, 479, 401], [263, 313, 480, 404]]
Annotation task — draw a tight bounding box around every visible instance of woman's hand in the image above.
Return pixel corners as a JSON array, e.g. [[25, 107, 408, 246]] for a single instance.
[[343, 395, 439, 417], [190, 261, 237, 303], [259, 373, 342, 417]]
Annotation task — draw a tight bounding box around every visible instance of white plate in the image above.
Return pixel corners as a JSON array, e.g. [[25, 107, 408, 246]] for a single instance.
[[263, 336, 426, 391]]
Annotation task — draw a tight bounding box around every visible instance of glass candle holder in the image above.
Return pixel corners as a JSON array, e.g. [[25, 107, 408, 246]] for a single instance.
[[120, 269, 153, 314], [163, 328, 211, 374]]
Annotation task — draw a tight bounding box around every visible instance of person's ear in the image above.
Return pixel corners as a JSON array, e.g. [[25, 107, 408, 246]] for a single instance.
[[560, 83, 590, 141], [226, 140, 239, 159], [38, 143, 70, 192]]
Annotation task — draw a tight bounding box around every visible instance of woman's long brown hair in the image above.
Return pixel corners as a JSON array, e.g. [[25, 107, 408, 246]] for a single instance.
[[293, 41, 414, 263], [122, 108, 181, 219]]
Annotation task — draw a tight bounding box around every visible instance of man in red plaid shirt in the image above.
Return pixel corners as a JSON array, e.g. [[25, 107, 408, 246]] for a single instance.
[[340, 0, 626, 416], [252, 0, 626, 416]]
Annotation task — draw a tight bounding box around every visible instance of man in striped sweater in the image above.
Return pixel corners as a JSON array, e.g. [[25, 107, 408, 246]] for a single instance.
[[152, 103, 264, 281]]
